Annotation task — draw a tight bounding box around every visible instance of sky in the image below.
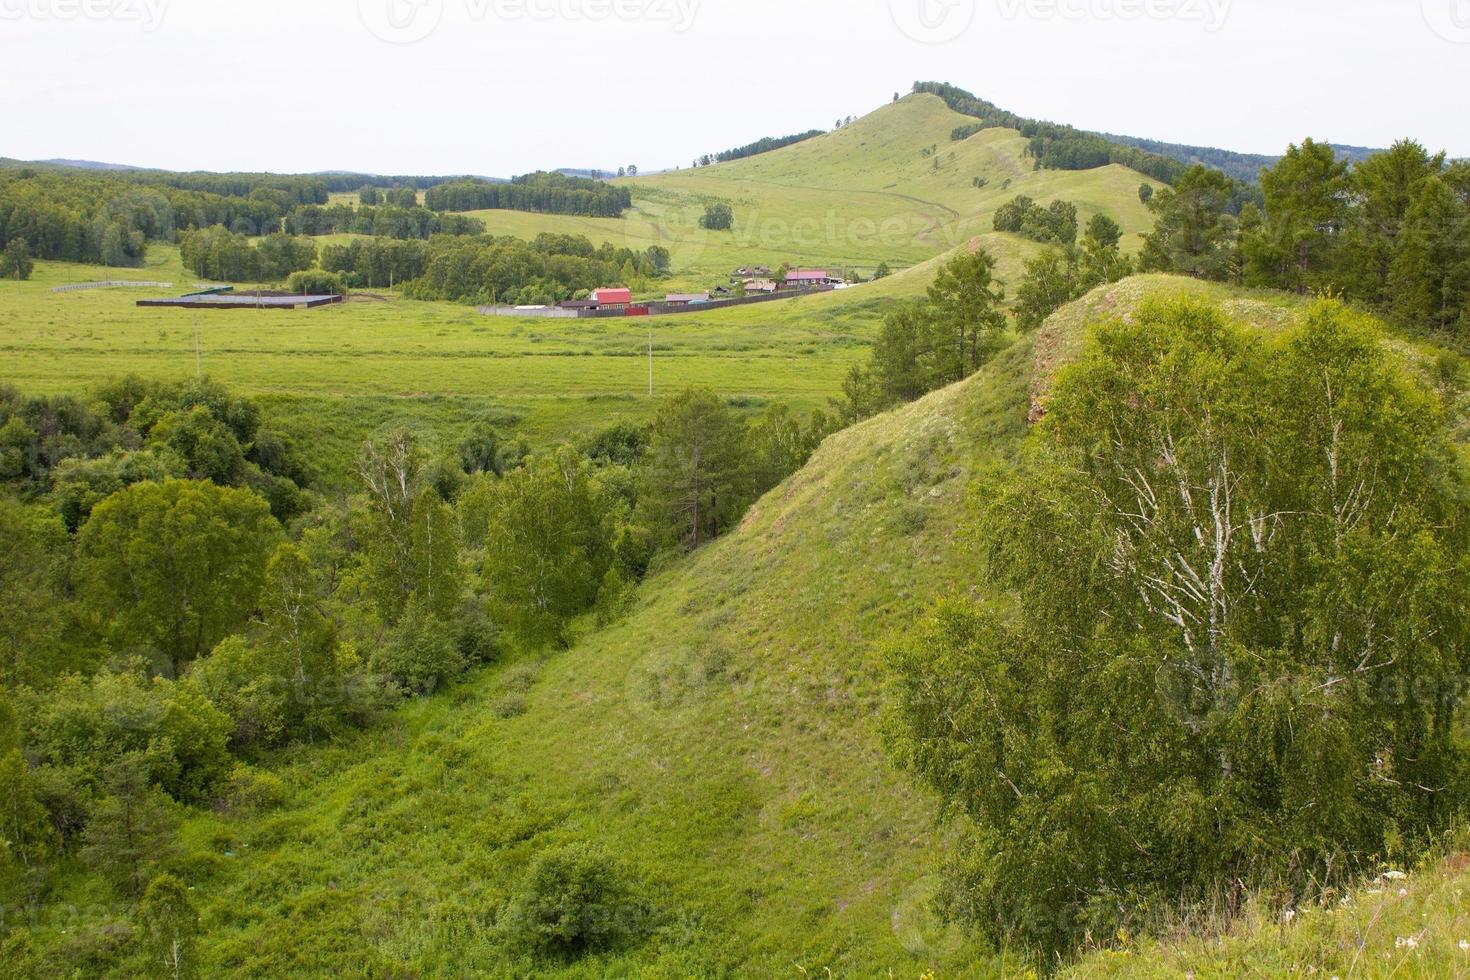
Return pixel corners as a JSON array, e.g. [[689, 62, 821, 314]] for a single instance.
[[2, 0, 1467, 175]]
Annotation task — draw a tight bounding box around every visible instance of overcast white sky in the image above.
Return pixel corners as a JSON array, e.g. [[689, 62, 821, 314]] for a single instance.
[[2, 0, 1466, 175]]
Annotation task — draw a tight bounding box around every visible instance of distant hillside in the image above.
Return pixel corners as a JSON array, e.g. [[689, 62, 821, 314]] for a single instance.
[[1098, 132, 1384, 183], [36, 157, 144, 171]]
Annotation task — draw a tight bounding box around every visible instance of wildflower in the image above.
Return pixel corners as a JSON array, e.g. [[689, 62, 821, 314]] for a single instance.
[[1459, 939, 1469, 952], [1384, 870, 1408, 881], [1396, 935, 1420, 950]]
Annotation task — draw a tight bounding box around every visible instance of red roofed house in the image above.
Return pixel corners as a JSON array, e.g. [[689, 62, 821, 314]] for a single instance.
[[592, 287, 633, 307]]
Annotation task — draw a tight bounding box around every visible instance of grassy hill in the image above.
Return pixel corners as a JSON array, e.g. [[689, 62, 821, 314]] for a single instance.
[[0, 94, 1162, 489], [9, 278, 1258, 969], [26, 273, 1037, 977], [466, 93, 1162, 291], [20, 269, 1470, 976]]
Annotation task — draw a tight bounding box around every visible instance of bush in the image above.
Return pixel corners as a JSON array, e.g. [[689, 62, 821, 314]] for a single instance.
[[371, 601, 466, 694], [499, 843, 643, 957], [698, 203, 733, 231], [219, 764, 286, 814], [285, 269, 347, 296]]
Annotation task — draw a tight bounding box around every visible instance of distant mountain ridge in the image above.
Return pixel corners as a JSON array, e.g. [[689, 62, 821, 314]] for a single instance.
[[1097, 133, 1384, 183]]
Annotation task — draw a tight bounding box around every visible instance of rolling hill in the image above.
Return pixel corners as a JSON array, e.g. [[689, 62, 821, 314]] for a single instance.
[[464, 92, 1163, 291], [23, 273, 1365, 977], [0, 91, 1165, 490]]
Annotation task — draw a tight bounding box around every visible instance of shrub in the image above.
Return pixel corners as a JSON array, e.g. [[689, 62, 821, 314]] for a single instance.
[[371, 601, 466, 694], [219, 764, 286, 814], [285, 269, 347, 296], [499, 843, 642, 957]]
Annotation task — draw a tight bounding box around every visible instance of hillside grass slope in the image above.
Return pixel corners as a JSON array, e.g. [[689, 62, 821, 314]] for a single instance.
[[470, 94, 1162, 289], [50, 307, 1037, 977]]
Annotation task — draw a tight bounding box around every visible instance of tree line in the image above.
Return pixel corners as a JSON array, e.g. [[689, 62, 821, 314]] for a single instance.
[[1138, 139, 1470, 343], [424, 172, 632, 217], [912, 81, 1188, 184], [714, 130, 825, 164], [401, 233, 672, 306], [178, 227, 318, 283], [284, 202, 484, 239]]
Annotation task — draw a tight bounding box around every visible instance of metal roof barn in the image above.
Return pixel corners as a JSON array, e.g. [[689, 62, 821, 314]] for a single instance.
[[136, 294, 344, 310]]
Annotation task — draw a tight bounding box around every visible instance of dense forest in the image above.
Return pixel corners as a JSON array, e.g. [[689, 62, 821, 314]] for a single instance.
[[423, 172, 631, 217]]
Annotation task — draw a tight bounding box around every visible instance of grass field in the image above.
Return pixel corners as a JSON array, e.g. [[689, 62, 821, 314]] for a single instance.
[[1, 94, 1160, 488]]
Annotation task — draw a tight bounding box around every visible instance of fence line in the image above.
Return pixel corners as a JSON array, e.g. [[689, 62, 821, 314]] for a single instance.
[[476, 284, 841, 320], [51, 281, 174, 293]]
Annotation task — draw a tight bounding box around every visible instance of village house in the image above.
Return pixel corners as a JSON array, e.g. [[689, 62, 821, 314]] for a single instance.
[[590, 287, 633, 308], [783, 269, 844, 287], [742, 279, 778, 294], [665, 292, 710, 306]]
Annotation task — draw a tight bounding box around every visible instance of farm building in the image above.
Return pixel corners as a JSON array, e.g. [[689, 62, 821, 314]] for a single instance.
[[591, 287, 633, 307], [137, 291, 343, 310], [783, 270, 844, 287], [665, 292, 710, 305], [732, 265, 772, 280], [743, 279, 778, 293]]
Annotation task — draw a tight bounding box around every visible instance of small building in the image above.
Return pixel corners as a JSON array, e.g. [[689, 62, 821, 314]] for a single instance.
[[733, 265, 772, 280], [559, 299, 599, 311], [711, 285, 733, 298], [591, 287, 633, 307], [743, 279, 778, 294], [665, 292, 710, 306], [783, 269, 843, 287], [136, 290, 343, 310]]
